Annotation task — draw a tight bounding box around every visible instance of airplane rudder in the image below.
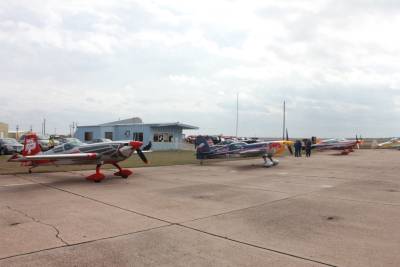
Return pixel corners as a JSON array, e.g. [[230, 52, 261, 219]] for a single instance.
[[195, 135, 211, 154], [22, 133, 41, 156]]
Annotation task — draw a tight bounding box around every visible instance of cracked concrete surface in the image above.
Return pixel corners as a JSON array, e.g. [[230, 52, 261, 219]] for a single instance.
[[0, 149, 400, 266], [5, 205, 69, 246]]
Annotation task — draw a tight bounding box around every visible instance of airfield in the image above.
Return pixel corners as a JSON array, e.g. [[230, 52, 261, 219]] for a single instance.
[[1, 149, 400, 267]]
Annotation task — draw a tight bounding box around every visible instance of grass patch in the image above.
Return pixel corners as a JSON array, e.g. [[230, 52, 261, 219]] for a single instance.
[[0, 150, 198, 175]]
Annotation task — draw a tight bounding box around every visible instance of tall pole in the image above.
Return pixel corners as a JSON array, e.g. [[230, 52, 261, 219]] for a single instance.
[[72, 122, 76, 137], [282, 100, 286, 140], [235, 93, 239, 137], [43, 118, 46, 136]]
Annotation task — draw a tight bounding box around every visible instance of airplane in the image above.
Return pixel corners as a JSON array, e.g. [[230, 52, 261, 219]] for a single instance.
[[195, 135, 294, 167], [8, 133, 150, 182], [312, 136, 363, 155], [376, 138, 400, 149]]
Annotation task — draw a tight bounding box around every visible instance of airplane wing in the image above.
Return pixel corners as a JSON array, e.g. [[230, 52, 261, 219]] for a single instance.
[[8, 153, 99, 162]]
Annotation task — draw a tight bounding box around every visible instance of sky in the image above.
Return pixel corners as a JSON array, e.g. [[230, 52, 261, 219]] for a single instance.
[[0, 0, 400, 138]]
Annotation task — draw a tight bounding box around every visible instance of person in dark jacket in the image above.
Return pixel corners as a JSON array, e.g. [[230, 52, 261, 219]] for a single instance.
[[305, 139, 312, 157], [294, 140, 302, 157]]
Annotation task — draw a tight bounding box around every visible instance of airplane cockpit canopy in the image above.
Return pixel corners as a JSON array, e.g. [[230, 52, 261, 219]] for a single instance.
[[229, 142, 247, 151], [52, 140, 84, 153]]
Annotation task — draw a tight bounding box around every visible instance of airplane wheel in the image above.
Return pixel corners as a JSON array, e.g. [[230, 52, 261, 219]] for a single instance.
[[121, 175, 128, 179], [94, 180, 101, 183], [28, 169, 32, 174]]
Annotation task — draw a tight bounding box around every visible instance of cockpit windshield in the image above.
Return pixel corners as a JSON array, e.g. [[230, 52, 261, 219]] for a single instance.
[[52, 140, 83, 153], [63, 141, 82, 151]]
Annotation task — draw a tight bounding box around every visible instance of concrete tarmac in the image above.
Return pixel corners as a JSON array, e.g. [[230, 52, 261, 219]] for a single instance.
[[0, 149, 399, 266]]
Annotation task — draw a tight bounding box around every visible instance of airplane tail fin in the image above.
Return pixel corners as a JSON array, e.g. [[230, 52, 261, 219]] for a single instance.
[[195, 136, 213, 159], [22, 133, 42, 156]]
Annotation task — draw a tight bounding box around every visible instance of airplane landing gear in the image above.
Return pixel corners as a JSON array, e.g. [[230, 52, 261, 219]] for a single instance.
[[263, 156, 279, 168], [113, 163, 132, 179], [86, 164, 105, 182], [28, 165, 37, 174]]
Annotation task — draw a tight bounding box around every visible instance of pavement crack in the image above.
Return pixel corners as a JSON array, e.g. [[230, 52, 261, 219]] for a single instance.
[[180, 189, 322, 224], [17, 175, 173, 225], [6, 205, 69, 246], [178, 224, 337, 267]]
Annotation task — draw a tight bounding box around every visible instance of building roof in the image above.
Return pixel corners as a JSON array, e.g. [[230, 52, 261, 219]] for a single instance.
[[149, 123, 198, 130], [77, 118, 198, 130], [99, 117, 143, 126]]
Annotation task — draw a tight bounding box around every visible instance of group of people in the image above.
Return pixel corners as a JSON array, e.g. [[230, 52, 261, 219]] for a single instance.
[[294, 139, 312, 157]]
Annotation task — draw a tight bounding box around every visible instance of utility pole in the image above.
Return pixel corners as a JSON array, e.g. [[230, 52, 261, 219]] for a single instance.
[[16, 125, 19, 139], [282, 100, 286, 140], [235, 93, 239, 138], [43, 118, 46, 136], [72, 122, 76, 137]]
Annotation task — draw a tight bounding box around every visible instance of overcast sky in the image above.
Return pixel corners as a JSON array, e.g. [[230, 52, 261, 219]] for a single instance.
[[1, 0, 399, 138]]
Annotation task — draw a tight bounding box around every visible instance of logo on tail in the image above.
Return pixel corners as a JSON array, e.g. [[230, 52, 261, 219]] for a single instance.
[[22, 134, 41, 156], [195, 136, 213, 159]]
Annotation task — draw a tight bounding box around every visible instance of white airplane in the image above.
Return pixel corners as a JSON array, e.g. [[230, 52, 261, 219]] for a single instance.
[[9, 133, 150, 182], [376, 138, 400, 149]]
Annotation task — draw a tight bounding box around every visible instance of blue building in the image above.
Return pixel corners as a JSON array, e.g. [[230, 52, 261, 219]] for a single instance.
[[75, 117, 198, 150]]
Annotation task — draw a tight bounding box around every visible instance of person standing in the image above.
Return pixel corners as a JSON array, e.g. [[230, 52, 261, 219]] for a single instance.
[[294, 140, 302, 157], [305, 139, 312, 157]]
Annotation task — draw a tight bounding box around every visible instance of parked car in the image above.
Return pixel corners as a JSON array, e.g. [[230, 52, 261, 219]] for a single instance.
[[88, 138, 112, 144], [18, 134, 59, 151], [0, 138, 23, 155]]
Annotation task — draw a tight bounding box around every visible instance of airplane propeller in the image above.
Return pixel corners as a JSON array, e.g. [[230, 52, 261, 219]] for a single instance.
[[356, 134, 362, 149], [130, 141, 149, 164], [136, 149, 148, 164], [285, 128, 294, 155]]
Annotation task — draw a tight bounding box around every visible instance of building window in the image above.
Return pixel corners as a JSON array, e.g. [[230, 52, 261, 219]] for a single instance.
[[133, 132, 143, 141], [153, 133, 173, 142], [84, 132, 93, 141], [105, 132, 113, 140]]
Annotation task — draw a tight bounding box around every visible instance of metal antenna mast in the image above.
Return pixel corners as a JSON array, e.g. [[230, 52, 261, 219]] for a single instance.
[[282, 100, 286, 140], [235, 93, 239, 137]]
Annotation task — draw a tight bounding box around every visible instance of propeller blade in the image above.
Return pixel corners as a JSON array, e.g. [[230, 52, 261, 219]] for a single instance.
[[287, 144, 293, 155], [136, 149, 148, 164]]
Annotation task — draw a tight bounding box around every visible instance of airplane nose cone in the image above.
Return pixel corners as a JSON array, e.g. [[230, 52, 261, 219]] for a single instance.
[[130, 141, 143, 150]]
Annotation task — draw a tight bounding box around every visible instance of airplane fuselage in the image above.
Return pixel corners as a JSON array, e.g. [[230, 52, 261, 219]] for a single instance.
[[30, 141, 134, 166]]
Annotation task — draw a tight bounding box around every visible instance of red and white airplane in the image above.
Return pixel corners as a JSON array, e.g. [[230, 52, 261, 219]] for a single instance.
[[8, 133, 150, 182], [312, 136, 363, 155]]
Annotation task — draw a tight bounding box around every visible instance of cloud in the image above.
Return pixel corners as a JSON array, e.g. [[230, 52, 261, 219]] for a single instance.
[[0, 0, 399, 137]]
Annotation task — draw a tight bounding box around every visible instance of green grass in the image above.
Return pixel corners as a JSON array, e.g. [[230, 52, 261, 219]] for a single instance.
[[0, 150, 198, 175]]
